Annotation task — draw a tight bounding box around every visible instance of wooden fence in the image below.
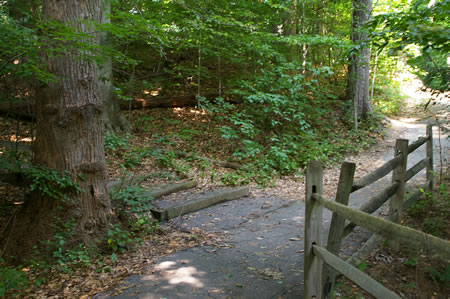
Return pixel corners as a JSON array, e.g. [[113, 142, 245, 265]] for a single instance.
[[304, 125, 450, 298]]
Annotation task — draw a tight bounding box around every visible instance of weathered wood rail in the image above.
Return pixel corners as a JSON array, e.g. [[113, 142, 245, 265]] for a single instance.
[[304, 125, 448, 298]]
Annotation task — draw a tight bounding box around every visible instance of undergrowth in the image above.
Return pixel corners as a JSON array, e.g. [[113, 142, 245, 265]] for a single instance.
[[119, 107, 383, 187], [0, 169, 160, 297], [372, 74, 407, 116], [336, 171, 450, 298], [0, 67, 404, 298]]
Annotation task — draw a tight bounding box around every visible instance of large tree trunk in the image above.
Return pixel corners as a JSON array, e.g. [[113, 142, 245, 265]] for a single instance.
[[347, 0, 372, 125], [2, 0, 113, 261]]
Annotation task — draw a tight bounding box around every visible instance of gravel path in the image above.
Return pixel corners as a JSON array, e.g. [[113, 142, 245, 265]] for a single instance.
[[95, 109, 449, 298]]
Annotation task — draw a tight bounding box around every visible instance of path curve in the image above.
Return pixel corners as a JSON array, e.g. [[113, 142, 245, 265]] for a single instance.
[[96, 114, 449, 298]]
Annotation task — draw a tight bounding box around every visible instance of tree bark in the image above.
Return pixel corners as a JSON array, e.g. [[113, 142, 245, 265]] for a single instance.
[[347, 0, 372, 122], [99, 0, 129, 132], [37, 0, 112, 235], [2, 0, 113, 260], [301, 0, 307, 75]]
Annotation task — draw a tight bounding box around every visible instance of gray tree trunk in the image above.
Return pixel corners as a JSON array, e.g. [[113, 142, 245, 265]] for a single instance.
[[347, 0, 372, 124], [1, 0, 114, 261], [301, 0, 307, 75], [99, 0, 129, 132], [37, 0, 112, 235]]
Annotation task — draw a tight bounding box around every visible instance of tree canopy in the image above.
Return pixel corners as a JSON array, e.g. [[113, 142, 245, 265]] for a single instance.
[[0, 1, 448, 286]]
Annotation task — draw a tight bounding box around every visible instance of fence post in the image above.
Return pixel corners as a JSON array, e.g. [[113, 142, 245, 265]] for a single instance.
[[426, 125, 433, 190], [389, 139, 408, 250], [305, 161, 324, 299], [323, 162, 356, 298]]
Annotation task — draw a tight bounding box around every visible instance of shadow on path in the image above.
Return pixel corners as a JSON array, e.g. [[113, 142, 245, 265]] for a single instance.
[[96, 120, 448, 298]]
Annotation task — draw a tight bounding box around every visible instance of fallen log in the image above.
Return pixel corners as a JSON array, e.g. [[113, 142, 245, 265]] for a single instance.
[[151, 185, 249, 221], [0, 140, 33, 152], [108, 178, 197, 199], [1, 95, 202, 117], [1, 96, 198, 119], [0, 94, 240, 117], [143, 180, 197, 199]]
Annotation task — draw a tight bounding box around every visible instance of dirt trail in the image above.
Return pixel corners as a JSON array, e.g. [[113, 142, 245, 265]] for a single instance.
[[96, 91, 449, 298]]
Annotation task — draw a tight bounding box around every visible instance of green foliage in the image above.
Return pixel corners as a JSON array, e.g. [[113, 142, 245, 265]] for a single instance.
[[106, 223, 134, 254], [403, 257, 418, 268], [409, 182, 449, 237], [120, 146, 153, 169], [0, 5, 50, 84], [24, 167, 82, 202], [118, 141, 188, 176], [110, 184, 160, 238], [357, 261, 369, 271], [30, 217, 94, 275], [104, 0, 353, 109], [110, 185, 152, 217], [135, 116, 157, 133], [175, 128, 202, 143], [407, 281, 416, 289], [426, 265, 450, 286], [423, 217, 445, 237], [206, 61, 344, 177], [151, 149, 177, 169], [0, 262, 28, 297], [3, 0, 375, 182], [106, 184, 161, 257], [372, 74, 406, 115], [371, 0, 450, 91], [104, 132, 130, 155], [0, 146, 31, 173]]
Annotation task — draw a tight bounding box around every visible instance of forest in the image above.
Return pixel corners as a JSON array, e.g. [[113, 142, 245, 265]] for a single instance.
[[0, 0, 448, 297]]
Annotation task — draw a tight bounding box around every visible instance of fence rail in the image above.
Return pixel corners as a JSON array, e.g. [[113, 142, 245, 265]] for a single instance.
[[304, 125, 446, 298], [351, 154, 402, 192], [312, 244, 401, 299], [312, 193, 450, 259]]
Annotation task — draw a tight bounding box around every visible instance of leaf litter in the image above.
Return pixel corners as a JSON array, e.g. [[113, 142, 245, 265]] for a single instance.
[[1, 93, 446, 298]]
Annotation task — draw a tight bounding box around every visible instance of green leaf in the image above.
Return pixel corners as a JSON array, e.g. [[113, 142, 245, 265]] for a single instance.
[[111, 253, 118, 263]]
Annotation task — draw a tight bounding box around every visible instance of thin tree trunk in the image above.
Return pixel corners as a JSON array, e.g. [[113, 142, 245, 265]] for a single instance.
[[99, 0, 129, 132], [218, 24, 222, 97], [347, 0, 372, 122], [370, 49, 379, 105], [197, 29, 202, 103], [301, 0, 307, 75]]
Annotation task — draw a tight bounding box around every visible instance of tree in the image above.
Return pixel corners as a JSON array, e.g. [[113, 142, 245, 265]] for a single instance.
[[371, 0, 449, 92], [2, 0, 113, 260], [347, 0, 372, 127], [99, 0, 129, 132]]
